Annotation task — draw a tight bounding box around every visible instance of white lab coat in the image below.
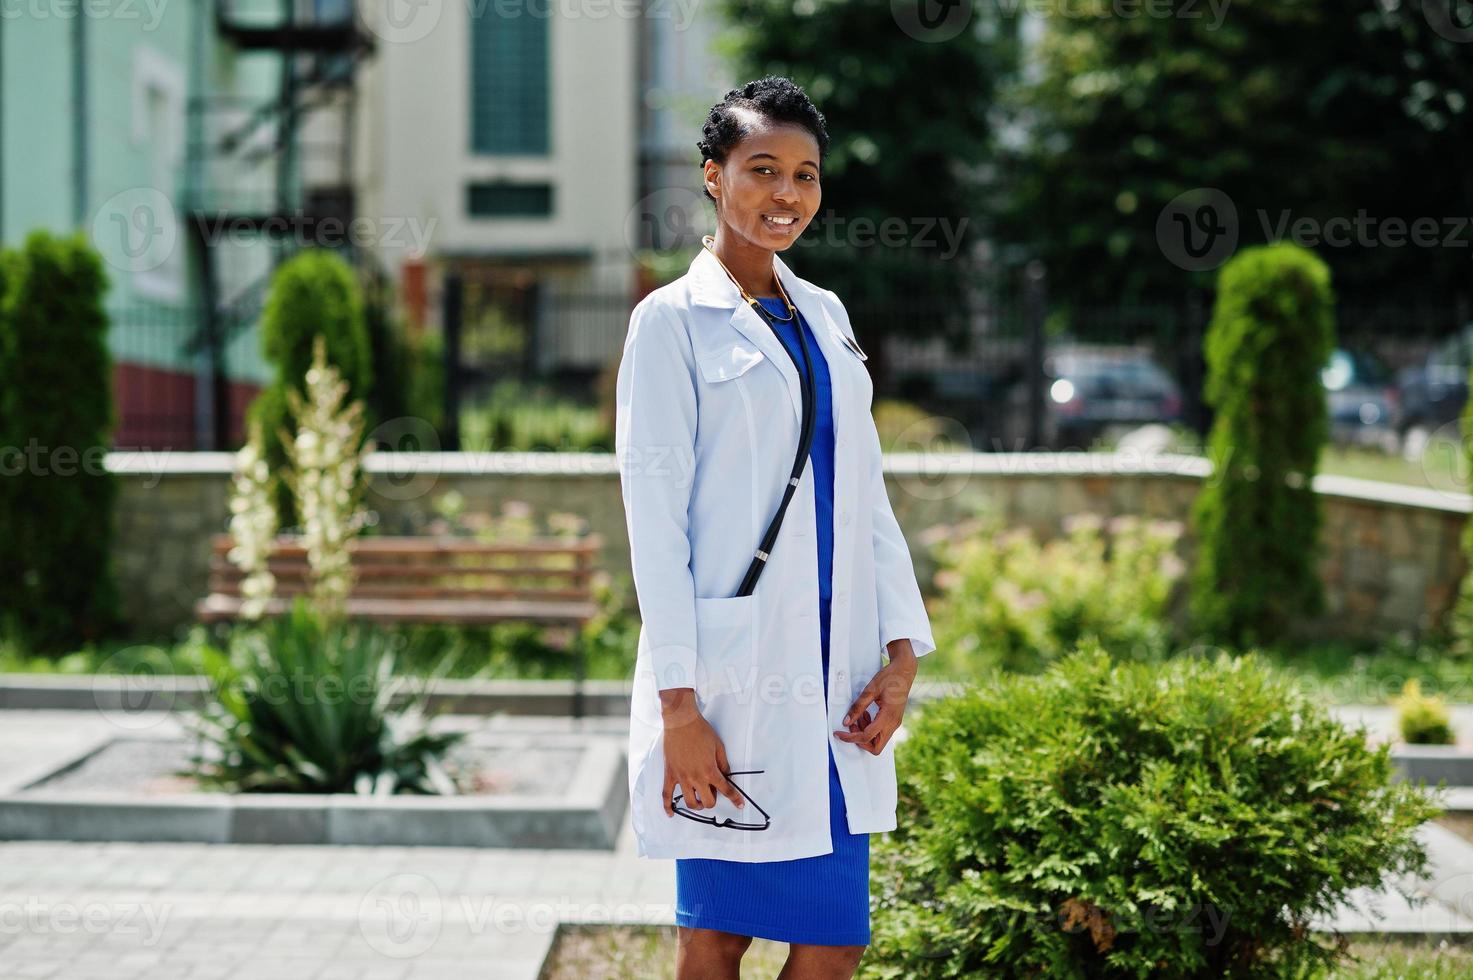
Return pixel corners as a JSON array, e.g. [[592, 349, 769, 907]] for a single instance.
[[615, 244, 936, 862]]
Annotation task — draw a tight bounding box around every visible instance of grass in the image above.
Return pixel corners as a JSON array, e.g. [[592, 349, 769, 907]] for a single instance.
[[1206, 635, 1473, 707], [8, 622, 1473, 711], [920, 633, 1473, 708], [0, 616, 642, 683], [540, 925, 1473, 979], [1318, 441, 1466, 493], [1102, 424, 1467, 493]]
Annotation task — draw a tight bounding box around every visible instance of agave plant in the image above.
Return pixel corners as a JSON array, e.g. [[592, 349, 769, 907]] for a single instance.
[[181, 596, 466, 795]]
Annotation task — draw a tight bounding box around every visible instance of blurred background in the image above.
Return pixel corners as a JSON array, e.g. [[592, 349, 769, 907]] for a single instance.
[[6, 5, 1473, 977], [1, 0, 1466, 467]]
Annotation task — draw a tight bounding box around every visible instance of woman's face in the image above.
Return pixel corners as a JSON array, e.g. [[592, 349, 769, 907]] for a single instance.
[[704, 115, 822, 252]]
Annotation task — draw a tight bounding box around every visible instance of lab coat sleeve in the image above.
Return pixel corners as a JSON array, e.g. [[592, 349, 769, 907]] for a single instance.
[[614, 296, 702, 690], [861, 353, 937, 661]]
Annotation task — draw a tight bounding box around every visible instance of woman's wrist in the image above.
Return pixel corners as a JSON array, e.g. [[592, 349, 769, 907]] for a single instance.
[[659, 687, 702, 729]]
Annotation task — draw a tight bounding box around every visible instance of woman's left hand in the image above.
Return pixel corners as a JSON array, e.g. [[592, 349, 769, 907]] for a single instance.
[[834, 639, 918, 755]]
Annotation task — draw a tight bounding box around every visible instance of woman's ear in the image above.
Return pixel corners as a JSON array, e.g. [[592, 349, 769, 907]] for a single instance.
[[703, 160, 721, 206]]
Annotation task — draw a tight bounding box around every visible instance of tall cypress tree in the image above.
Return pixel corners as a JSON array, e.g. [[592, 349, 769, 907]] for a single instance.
[[1189, 243, 1335, 649], [0, 230, 121, 653]]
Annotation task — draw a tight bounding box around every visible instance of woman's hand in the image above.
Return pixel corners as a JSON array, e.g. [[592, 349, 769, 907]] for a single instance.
[[659, 687, 746, 816], [834, 639, 918, 755]]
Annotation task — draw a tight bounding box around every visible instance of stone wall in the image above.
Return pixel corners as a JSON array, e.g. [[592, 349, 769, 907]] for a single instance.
[[109, 451, 1469, 642]]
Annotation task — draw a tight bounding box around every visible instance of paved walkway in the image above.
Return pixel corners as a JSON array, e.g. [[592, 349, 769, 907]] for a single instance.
[[1, 708, 1472, 978]]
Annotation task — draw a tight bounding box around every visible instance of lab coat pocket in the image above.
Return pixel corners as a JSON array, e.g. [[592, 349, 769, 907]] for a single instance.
[[693, 593, 758, 702], [696, 343, 765, 383]]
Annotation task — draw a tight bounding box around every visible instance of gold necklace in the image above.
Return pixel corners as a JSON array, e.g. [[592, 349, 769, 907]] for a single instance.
[[702, 235, 798, 323]]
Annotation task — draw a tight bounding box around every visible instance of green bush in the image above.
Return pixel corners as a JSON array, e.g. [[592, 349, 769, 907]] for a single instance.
[[0, 230, 122, 653], [1392, 679, 1454, 746], [1190, 243, 1335, 650], [459, 379, 611, 451], [871, 398, 964, 452], [867, 647, 1442, 979], [404, 324, 446, 439], [246, 248, 374, 529], [929, 513, 1184, 676], [1453, 353, 1473, 656], [183, 597, 464, 794]]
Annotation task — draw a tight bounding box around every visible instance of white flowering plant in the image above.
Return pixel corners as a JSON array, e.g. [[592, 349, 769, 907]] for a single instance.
[[225, 420, 280, 621], [189, 334, 466, 795], [276, 334, 373, 627]]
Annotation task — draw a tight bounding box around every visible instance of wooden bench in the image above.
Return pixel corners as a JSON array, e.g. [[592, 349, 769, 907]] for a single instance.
[[196, 533, 605, 716]]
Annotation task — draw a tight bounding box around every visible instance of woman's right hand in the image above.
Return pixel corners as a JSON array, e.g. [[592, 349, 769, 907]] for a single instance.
[[659, 687, 746, 817]]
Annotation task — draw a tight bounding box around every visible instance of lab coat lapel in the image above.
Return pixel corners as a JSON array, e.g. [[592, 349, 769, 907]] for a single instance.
[[688, 247, 803, 426], [773, 252, 860, 674]]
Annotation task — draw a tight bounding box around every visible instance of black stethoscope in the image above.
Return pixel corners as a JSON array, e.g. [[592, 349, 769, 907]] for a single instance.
[[701, 236, 817, 599]]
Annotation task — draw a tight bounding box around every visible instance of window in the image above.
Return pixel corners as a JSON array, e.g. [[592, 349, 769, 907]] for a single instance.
[[467, 182, 554, 218], [132, 46, 184, 301], [470, 7, 550, 155]]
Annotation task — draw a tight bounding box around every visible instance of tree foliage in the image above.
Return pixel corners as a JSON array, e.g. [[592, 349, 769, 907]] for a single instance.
[[1188, 243, 1335, 648]]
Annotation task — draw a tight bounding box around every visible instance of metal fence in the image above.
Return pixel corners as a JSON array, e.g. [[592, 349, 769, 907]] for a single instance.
[[100, 276, 1468, 454], [439, 266, 1470, 454], [107, 304, 270, 451]]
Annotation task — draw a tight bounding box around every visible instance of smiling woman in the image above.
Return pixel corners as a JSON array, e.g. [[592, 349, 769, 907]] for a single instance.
[[614, 76, 936, 980], [692, 76, 827, 294]]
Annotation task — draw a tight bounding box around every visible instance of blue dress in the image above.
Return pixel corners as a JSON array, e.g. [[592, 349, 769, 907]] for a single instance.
[[674, 295, 871, 946]]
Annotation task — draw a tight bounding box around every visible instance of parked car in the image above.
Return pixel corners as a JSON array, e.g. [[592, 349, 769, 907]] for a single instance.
[[1392, 324, 1471, 457], [1321, 347, 1398, 450], [1001, 346, 1183, 450]]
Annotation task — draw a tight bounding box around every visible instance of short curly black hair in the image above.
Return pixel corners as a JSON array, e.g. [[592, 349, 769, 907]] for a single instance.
[[697, 76, 830, 205]]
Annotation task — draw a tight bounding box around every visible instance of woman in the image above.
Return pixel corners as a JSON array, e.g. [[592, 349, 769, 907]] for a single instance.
[[614, 76, 936, 980]]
